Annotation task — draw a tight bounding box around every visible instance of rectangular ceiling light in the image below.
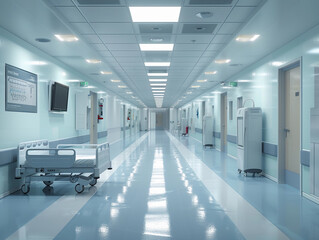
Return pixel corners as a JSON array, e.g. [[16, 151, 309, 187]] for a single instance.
[[55, 34, 79, 42], [118, 85, 127, 88], [149, 79, 167, 82], [129, 7, 181, 22], [197, 79, 207, 83], [191, 85, 200, 88], [111, 79, 121, 82], [150, 83, 166, 86], [101, 71, 112, 75], [205, 71, 217, 75], [86, 59, 101, 64], [144, 62, 170, 67], [148, 73, 168, 77], [214, 59, 231, 64], [152, 87, 166, 90], [152, 90, 165, 93], [139, 44, 174, 51], [126, 91, 133, 94], [236, 34, 260, 42]]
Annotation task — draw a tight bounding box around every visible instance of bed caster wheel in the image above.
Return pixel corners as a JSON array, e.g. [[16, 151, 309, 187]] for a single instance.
[[244, 173, 247, 177], [238, 169, 242, 174], [21, 184, 30, 194], [75, 184, 84, 193], [89, 179, 97, 186], [43, 181, 53, 186]]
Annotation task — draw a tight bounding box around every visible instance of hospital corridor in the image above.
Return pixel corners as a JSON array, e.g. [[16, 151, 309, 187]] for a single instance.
[[2, 0, 319, 239], [1, 130, 318, 240]]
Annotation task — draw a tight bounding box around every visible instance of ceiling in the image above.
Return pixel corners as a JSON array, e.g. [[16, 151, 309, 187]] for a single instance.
[[3, 0, 317, 108]]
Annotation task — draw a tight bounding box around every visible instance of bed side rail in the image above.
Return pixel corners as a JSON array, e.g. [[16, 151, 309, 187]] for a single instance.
[[25, 149, 75, 168]]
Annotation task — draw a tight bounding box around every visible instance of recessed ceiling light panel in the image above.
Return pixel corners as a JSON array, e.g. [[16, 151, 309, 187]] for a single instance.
[[55, 34, 79, 42], [101, 71, 112, 75], [236, 34, 260, 42], [145, 62, 170, 67], [150, 83, 166, 86], [148, 73, 169, 77], [129, 7, 181, 22], [214, 59, 231, 64], [197, 79, 207, 83], [140, 44, 174, 51], [205, 71, 217, 75], [149, 79, 167, 82], [86, 59, 101, 64]]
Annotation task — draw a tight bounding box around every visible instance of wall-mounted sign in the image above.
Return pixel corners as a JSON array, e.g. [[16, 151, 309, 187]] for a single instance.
[[80, 81, 88, 87], [5, 64, 37, 113], [229, 82, 238, 87]]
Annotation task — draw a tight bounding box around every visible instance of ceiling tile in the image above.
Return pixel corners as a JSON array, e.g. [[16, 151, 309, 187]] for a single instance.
[[226, 7, 255, 22], [81, 34, 102, 43], [100, 35, 137, 44], [207, 43, 224, 51], [56, 7, 85, 22], [91, 23, 134, 34], [138, 24, 173, 34], [173, 51, 203, 57], [217, 22, 242, 34], [106, 44, 139, 51], [115, 56, 143, 63], [181, 23, 217, 34], [48, 0, 74, 6], [179, 7, 231, 23], [91, 43, 107, 50], [201, 50, 217, 57], [79, 7, 131, 22], [236, 0, 262, 6], [211, 34, 232, 44], [72, 22, 95, 34], [175, 34, 214, 44], [187, 0, 234, 5], [174, 43, 208, 51]]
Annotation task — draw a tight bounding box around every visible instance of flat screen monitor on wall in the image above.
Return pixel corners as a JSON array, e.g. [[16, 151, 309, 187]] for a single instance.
[[51, 82, 69, 111]]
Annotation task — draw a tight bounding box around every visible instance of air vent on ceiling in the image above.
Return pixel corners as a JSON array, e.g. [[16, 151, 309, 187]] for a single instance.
[[139, 24, 173, 34], [189, 0, 233, 5], [182, 24, 217, 34], [77, 0, 121, 4]]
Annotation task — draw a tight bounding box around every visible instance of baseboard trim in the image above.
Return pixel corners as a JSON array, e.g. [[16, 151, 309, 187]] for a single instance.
[[262, 173, 278, 183], [0, 187, 19, 199], [227, 154, 237, 160], [302, 192, 319, 205]]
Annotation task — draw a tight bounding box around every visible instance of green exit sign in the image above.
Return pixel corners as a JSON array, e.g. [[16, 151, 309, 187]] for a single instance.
[[229, 82, 238, 87], [80, 81, 88, 87]]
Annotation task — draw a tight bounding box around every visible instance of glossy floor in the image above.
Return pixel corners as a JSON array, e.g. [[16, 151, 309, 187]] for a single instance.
[[0, 131, 318, 240]]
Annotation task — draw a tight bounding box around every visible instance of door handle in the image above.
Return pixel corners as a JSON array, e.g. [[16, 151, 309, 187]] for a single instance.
[[284, 128, 290, 137]]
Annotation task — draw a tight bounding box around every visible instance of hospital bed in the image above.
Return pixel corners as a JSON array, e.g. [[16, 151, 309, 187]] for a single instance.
[[15, 140, 112, 194]]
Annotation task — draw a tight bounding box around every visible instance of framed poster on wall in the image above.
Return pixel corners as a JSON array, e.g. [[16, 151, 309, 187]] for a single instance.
[[5, 64, 37, 113]]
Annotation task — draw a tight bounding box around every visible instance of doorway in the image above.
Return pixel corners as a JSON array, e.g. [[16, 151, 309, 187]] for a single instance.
[[278, 60, 301, 189], [221, 93, 228, 152], [156, 112, 164, 130]]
